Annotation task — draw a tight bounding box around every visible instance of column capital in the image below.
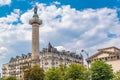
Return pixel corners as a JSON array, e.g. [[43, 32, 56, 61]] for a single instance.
[[29, 17, 42, 25]]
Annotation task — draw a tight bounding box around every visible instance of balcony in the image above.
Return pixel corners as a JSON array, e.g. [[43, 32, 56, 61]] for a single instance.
[[2, 67, 7, 70]]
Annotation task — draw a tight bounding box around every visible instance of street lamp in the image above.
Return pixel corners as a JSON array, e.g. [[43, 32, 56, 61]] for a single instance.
[[81, 49, 89, 69], [79, 53, 84, 65], [81, 49, 91, 80]]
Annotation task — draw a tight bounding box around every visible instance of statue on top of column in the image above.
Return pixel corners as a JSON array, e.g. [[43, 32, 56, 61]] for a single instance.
[[34, 6, 38, 14], [30, 5, 42, 25]]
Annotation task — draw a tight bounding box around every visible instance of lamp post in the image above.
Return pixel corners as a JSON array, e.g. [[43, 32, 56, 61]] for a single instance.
[[81, 49, 91, 80], [81, 49, 89, 69], [79, 53, 84, 65]]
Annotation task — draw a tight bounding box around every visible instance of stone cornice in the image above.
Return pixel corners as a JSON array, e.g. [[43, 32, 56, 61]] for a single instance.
[[86, 51, 120, 61], [87, 55, 120, 63], [98, 46, 120, 51], [29, 17, 42, 25]]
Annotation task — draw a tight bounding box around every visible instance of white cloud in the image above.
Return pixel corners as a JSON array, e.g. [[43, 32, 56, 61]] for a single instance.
[[55, 46, 67, 51], [19, 4, 120, 55], [0, 9, 20, 24], [53, 1, 61, 5], [0, 47, 8, 59], [0, 0, 11, 6], [20, 10, 33, 24], [0, 9, 21, 43], [0, 3, 120, 61], [61, 8, 120, 52]]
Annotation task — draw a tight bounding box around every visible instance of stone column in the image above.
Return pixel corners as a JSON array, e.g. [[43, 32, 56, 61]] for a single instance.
[[29, 6, 42, 67]]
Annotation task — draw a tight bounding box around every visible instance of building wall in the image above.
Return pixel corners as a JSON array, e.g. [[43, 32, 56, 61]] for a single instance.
[[40, 51, 82, 71], [2, 63, 9, 77], [106, 60, 120, 72], [2, 47, 82, 80], [2, 54, 32, 80], [87, 47, 120, 72], [97, 53, 109, 58]]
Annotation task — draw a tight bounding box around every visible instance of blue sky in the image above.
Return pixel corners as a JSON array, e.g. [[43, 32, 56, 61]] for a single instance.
[[0, 0, 120, 73], [1, 0, 120, 17]]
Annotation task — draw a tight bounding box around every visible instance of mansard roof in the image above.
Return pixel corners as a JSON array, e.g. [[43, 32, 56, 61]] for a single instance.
[[9, 57, 16, 62], [56, 51, 82, 59], [9, 42, 82, 63], [48, 42, 53, 52], [9, 53, 32, 62], [42, 43, 82, 59], [48, 42, 52, 48], [42, 42, 58, 53]]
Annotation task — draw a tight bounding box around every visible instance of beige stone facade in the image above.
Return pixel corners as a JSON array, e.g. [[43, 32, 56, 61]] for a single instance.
[[40, 43, 83, 71], [2, 53, 32, 79], [2, 43, 83, 80], [86, 46, 120, 72]]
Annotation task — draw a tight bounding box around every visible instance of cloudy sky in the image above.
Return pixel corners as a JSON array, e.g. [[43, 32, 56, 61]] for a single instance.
[[0, 0, 120, 72]]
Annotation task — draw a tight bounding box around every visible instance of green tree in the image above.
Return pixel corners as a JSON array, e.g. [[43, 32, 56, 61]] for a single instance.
[[113, 70, 120, 80], [24, 65, 45, 80], [90, 61, 113, 80], [65, 63, 87, 80], [83, 70, 91, 80], [58, 65, 67, 80], [24, 69, 31, 80], [45, 67, 62, 80], [0, 78, 5, 80], [4, 76, 18, 80]]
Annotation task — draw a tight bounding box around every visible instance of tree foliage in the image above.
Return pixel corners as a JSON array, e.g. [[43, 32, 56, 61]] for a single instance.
[[90, 61, 113, 80], [24, 65, 45, 80], [58, 65, 67, 80], [45, 67, 62, 80], [113, 70, 120, 80], [45, 64, 87, 80], [0, 78, 5, 80], [4, 76, 18, 80], [65, 63, 87, 80]]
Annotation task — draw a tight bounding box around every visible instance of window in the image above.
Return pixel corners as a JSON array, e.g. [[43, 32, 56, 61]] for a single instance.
[[117, 56, 119, 59], [45, 62, 48, 65], [105, 57, 108, 61]]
